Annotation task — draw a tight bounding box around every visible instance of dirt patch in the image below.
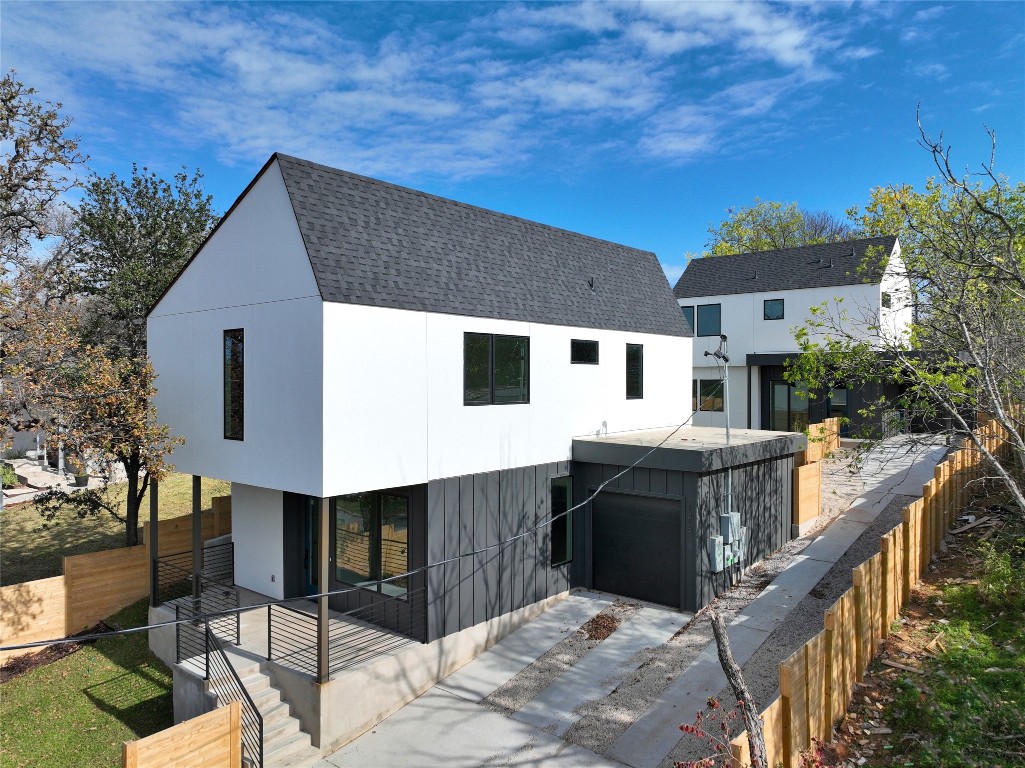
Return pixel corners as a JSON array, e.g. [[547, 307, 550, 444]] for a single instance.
[[0, 640, 83, 682], [581, 611, 623, 641]]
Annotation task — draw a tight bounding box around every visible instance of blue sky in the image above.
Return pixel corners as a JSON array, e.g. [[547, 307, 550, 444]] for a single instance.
[[3, 1, 1023, 284]]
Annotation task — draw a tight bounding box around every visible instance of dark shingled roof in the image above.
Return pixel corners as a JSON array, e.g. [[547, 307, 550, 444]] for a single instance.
[[275, 154, 687, 337], [673, 236, 898, 299]]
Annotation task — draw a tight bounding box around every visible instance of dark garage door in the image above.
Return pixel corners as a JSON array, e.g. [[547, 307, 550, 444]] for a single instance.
[[591, 493, 681, 608]]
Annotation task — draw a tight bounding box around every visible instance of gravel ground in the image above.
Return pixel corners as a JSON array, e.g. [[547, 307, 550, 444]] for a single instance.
[[482, 600, 639, 715], [661, 491, 920, 766]]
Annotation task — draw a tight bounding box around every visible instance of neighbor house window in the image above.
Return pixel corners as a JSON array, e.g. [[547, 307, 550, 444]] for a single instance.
[[464, 333, 529, 405], [881, 291, 892, 308], [550, 476, 573, 567], [223, 329, 244, 440], [699, 379, 724, 412], [571, 339, 599, 364], [681, 305, 695, 336], [334, 491, 409, 598], [626, 344, 643, 399], [763, 299, 784, 320], [697, 303, 721, 336], [692, 379, 698, 412]]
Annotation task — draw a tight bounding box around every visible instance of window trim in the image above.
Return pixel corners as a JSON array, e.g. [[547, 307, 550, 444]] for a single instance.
[[463, 332, 530, 406], [626, 343, 643, 399], [223, 328, 244, 441], [570, 339, 599, 365], [763, 298, 784, 321], [696, 303, 722, 337]]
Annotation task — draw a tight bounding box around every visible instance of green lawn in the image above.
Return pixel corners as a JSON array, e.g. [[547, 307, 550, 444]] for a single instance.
[[0, 473, 230, 586], [0, 598, 174, 768]]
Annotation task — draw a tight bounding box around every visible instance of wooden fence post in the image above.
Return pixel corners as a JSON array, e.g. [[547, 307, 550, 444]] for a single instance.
[[780, 647, 809, 768]]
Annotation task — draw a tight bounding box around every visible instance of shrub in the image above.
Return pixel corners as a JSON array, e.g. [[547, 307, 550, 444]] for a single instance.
[[0, 462, 19, 488]]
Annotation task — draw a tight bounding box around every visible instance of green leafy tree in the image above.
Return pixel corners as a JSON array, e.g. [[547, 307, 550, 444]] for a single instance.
[[0, 70, 86, 267], [76, 164, 217, 359], [789, 126, 1025, 515], [705, 198, 859, 256]]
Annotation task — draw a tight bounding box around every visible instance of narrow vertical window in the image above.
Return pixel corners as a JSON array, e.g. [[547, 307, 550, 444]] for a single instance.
[[550, 476, 573, 566], [223, 329, 244, 440], [463, 333, 492, 404], [881, 291, 892, 308], [626, 343, 643, 399]]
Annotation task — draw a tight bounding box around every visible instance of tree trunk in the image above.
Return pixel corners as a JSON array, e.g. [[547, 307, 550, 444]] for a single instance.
[[121, 451, 148, 547], [709, 609, 769, 768]]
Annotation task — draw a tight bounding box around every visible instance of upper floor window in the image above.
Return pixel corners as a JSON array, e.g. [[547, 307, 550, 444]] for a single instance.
[[464, 333, 530, 405], [571, 339, 599, 365], [697, 303, 721, 337], [881, 291, 892, 309], [223, 329, 244, 440], [681, 305, 695, 336], [626, 343, 643, 399], [763, 298, 784, 321]]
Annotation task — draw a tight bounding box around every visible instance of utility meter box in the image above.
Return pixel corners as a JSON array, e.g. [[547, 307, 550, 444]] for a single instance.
[[736, 525, 749, 563], [708, 535, 724, 573], [720, 512, 741, 543]]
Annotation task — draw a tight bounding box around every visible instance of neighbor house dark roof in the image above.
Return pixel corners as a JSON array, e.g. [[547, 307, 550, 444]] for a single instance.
[[673, 236, 898, 299], [273, 154, 687, 337]]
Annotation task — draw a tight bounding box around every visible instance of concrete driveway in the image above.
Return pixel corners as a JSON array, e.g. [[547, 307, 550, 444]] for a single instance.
[[320, 591, 687, 767]]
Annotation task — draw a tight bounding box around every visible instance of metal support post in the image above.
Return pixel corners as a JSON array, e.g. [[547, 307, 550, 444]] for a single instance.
[[192, 475, 203, 605], [149, 478, 160, 606], [317, 497, 331, 684]]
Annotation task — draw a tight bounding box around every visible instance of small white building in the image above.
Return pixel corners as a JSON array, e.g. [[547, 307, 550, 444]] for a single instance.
[[674, 237, 912, 434]]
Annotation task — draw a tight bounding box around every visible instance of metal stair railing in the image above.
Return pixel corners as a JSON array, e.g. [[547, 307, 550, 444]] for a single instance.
[[203, 620, 264, 768]]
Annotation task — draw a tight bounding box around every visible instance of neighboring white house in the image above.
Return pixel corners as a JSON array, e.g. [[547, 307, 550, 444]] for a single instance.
[[674, 237, 912, 433]]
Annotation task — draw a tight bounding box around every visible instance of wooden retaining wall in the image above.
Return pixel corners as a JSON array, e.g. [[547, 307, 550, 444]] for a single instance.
[[731, 418, 1011, 767], [123, 701, 240, 768], [0, 499, 231, 663]]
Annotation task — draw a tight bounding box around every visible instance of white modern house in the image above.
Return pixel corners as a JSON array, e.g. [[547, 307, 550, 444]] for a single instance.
[[674, 237, 912, 434], [145, 155, 804, 763]]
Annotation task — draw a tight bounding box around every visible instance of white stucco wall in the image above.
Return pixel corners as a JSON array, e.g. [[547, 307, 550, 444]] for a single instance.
[[148, 160, 325, 495], [231, 483, 284, 599], [321, 302, 692, 497]]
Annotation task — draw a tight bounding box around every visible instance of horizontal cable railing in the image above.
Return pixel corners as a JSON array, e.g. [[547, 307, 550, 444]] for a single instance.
[[175, 577, 240, 666], [204, 622, 263, 768], [267, 588, 425, 679]]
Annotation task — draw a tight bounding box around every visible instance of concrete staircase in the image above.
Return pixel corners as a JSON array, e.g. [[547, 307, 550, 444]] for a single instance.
[[217, 659, 320, 768]]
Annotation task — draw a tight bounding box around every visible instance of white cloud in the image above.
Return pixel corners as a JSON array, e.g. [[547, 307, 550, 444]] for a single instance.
[[0, 0, 893, 177]]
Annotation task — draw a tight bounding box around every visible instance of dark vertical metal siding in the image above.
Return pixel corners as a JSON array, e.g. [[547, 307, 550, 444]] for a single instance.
[[424, 461, 569, 642]]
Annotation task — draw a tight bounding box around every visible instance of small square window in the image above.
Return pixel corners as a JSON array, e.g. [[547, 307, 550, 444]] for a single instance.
[[697, 303, 721, 336], [571, 339, 599, 364], [764, 299, 784, 320], [681, 305, 695, 336], [882, 291, 892, 309]]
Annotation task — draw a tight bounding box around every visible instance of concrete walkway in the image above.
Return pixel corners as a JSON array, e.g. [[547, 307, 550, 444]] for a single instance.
[[319, 437, 948, 768]]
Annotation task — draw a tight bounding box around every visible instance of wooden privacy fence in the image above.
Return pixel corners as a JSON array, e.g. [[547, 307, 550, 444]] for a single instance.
[[123, 701, 240, 768], [730, 418, 1011, 768], [0, 499, 230, 664], [791, 418, 838, 529]]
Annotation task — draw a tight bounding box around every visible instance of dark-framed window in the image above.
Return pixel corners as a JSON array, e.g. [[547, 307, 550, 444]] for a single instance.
[[881, 291, 892, 309], [334, 491, 409, 598], [223, 329, 244, 440], [550, 475, 573, 567], [681, 305, 695, 336], [698, 379, 725, 411], [763, 298, 784, 321], [626, 343, 643, 399], [697, 303, 721, 336], [571, 339, 599, 365], [464, 333, 530, 405], [692, 379, 698, 412]]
